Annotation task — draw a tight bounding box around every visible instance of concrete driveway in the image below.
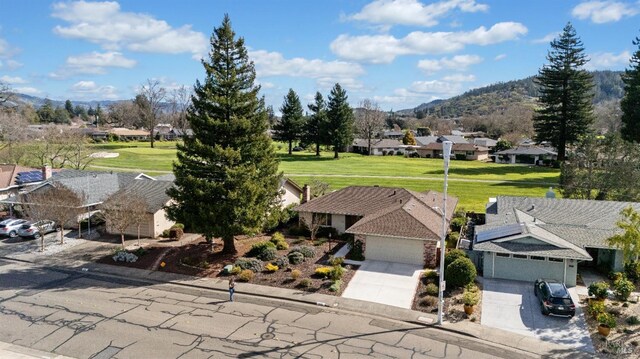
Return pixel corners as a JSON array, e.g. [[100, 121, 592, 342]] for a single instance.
[[341, 260, 422, 309], [481, 278, 594, 353]]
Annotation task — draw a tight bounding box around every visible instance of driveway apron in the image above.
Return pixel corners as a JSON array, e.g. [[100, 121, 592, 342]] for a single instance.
[[481, 278, 594, 353], [341, 260, 422, 309]]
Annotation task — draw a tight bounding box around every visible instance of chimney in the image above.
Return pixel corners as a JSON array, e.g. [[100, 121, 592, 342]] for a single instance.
[[42, 165, 52, 180], [302, 184, 311, 203]]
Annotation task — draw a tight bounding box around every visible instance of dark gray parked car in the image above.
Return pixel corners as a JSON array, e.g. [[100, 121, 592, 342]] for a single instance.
[[17, 220, 58, 239], [0, 218, 29, 238], [534, 279, 575, 317]]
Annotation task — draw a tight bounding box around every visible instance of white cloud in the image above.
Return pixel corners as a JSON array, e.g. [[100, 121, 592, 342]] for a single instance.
[[585, 51, 630, 70], [417, 54, 482, 73], [70, 80, 119, 99], [532, 32, 560, 44], [331, 22, 527, 63], [373, 77, 466, 107], [572, 1, 639, 23], [2, 60, 23, 70], [0, 37, 21, 70], [51, 1, 207, 58], [259, 82, 275, 89], [13, 87, 41, 95], [348, 0, 488, 28], [50, 51, 136, 78], [250, 50, 365, 89], [0, 75, 27, 84], [494, 53, 507, 61], [442, 74, 476, 82]]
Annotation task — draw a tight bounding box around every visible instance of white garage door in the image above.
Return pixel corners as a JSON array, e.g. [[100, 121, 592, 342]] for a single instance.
[[493, 256, 565, 283], [366, 235, 424, 265]]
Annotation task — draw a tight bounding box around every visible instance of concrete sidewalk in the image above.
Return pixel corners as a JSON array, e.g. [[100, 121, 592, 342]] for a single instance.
[[0, 340, 75, 359], [2, 241, 593, 359]]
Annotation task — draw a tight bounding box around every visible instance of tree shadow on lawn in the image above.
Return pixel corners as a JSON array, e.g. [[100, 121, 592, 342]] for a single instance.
[[423, 165, 559, 178], [276, 153, 336, 163]]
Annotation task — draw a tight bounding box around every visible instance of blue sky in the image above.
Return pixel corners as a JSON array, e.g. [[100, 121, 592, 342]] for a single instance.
[[0, 0, 639, 112]]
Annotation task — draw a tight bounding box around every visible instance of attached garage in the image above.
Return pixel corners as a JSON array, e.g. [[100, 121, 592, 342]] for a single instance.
[[483, 253, 577, 286], [365, 235, 425, 266]]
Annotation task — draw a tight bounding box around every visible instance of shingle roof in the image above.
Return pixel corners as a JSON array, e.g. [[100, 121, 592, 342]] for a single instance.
[[352, 138, 403, 148], [494, 146, 557, 156], [415, 136, 439, 146], [473, 241, 589, 260], [115, 180, 173, 213], [438, 135, 469, 144], [38, 170, 141, 205], [421, 142, 488, 152], [0, 164, 39, 189]]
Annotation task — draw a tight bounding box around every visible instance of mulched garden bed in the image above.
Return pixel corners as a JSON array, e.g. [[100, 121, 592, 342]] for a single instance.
[[96, 234, 357, 296], [412, 270, 483, 323]]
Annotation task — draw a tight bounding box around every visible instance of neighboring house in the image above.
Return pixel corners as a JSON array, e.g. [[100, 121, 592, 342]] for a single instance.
[[438, 135, 470, 144], [295, 186, 458, 267], [416, 142, 489, 160], [493, 146, 557, 164], [351, 139, 408, 155], [108, 128, 150, 141], [0, 165, 51, 201], [414, 136, 439, 146], [473, 137, 498, 151], [154, 123, 173, 139], [167, 128, 193, 140], [380, 130, 404, 139], [279, 178, 303, 208], [471, 195, 633, 287]]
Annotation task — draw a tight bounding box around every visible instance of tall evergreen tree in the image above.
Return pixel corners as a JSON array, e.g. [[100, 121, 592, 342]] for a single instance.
[[166, 15, 281, 254], [621, 33, 640, 142], [304, 92, 328, 156], [533, 22, 594, 161], [273, 88, 304, 154], [326, 83, 354, 159], [64, 100, 74, 117]]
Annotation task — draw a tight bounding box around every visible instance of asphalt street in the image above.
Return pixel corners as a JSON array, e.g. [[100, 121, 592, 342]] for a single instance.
[[0, 258, 536, 359]]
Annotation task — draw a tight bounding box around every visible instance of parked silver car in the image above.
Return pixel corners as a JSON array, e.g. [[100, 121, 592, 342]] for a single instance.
[[17, 220, 58, 239], [0, 218, 29, 238]]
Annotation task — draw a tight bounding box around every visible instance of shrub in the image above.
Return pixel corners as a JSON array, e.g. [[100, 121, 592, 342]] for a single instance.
[[388, 150, 395, 156], [112, 250, 138, 263], [587, 300, 606, 317], [425, 283, 439, 296], [272, 256, 289, 269], [288, 251, 305, 265], [313, 238, 328, 246], [288, 224, 310, 237], [450, 216, 467, 232], [275, 240, 289, 250], [271, 232, 285, 243], [463, 291, 479, 306], [234, 257, 263, 273], [258, 247, 278, 261], [172, 223, 185, 230], [625, 261, 640, 282], [299, 278, 311, 288], [316, 226, 339, 239], [264, 263, 279, 272], [238, 269, 254, 282], [330, 265, 345, 281], [289, 245, 315, 258], [614, 276, 634, 301], [597, 312, 617, 328], [290, 269, 302, 280], [161, 229, 170, 238], [169, 227, 184, 240], [445, 257, 476, 289], [588, 281, 610, 300], [347, 239, 365, 261], [465, 283, 480, 293], [329, 280, 342, 292], [328, 256, 344, 266], [444, 249, 468, 268], [420, 296, 437, 307], [423, 270, 439, 282], [627, 316, 640, 325], [247, 241, 276, 257], [231, 265, 242, 274], [315, 266, 333, 278], [382, 150, 388, 156]]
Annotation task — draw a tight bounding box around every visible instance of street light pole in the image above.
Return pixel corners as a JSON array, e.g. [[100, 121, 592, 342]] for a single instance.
[[437, 141, 452, 325]]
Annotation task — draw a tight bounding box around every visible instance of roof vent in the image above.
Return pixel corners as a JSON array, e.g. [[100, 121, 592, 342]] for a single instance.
[[530, 204, 535, 211], [392, 190, 396, 195]]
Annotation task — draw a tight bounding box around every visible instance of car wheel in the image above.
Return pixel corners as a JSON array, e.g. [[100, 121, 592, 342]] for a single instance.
[[8, 231, 16, 238], [541, 303, 549, 315], [34, 233, 40, 239]]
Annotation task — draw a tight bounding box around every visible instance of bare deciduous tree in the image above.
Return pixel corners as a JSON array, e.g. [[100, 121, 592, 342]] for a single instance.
[[66, 131, 95, 170], [169, 85, 191, 131], [100, 191, 148, 248], [0, 111, 35, 164], [0, 81, 15, 108], [355, 99, 385, 155], [137, 79, 167, 148], [107, 101, 141, 128]]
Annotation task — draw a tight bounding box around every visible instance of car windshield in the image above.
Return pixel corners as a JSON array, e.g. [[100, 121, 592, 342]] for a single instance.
[[548, 282, 569, 297], [0, 224, 5, 228], [20, 224, 30, 229]]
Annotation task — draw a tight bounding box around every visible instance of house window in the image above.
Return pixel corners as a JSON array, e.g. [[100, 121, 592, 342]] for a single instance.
[[530, 256, 545, 261], [313, 213, 332, 226], [496, 253, 510, 257], [513, 254, 527, 259], [466, 151, 475, 156], [548, 257, 563, 262]]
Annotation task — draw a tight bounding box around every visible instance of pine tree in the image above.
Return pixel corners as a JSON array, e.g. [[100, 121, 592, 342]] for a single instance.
[[273, 88, 304, 154], [621, 33, 640, 142], [326, 83, 354, 159], [64, 100, 74, 117], [533, 22, 594, 161], [304, 92, 328, 156], [166, 15, 281, 254]]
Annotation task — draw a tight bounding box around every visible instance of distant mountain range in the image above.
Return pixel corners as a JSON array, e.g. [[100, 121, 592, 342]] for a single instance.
[[398, 70, 624, 118], [12, 93, 124, 110]]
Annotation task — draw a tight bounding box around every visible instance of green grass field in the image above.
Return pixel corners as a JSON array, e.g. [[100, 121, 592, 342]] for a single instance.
[[89, 141, 560, 212]]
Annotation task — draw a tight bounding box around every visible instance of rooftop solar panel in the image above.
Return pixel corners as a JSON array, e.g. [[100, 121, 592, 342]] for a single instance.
[[15, 171, 44, 185], [475, 223, 523, 243]]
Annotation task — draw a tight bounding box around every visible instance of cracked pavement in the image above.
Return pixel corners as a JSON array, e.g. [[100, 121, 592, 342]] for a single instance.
[[0, 259, 534, 358]]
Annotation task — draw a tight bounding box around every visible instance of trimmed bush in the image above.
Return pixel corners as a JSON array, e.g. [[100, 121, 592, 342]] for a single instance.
[[247, 241, 276, 258], [235, 257, 263, 273], [587, 300, 606, 317], [271, 232, 285, 243], [450, 216, 467, 232], [172, 223, 185, 230], [272, 256, 289, 269], [169, 227, 184, 240], [330, 265, 345, 281], [420, 296, 437, 307], [315, 266, 333, 278], [625, 261, 640, 283], [289, 245, 315, 258], [231, 265, 241, 274], [290, 269, 302, 280], [614, 276, 634, 300], [445, 257, 476, 289], [463, 290, 479, 306], [588, 281, 610, 300], [317, 226, 339, 239], [329, 280, 342, 292], [275, 240, 289, 250], [258, 247, 278, 261], [264, 263, 279, 272], [444, 249, 468, 268], [329, 256, 345, 266], [425, 283, 439, 296], [288, 251, 305, 265], [238, 269, 254, 282], [299, 278, 311, 288], [597, 312, 617, 328]]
